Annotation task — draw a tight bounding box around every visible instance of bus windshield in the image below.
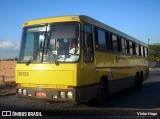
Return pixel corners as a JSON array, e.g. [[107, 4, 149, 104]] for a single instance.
[[18, 23, 80, 64]]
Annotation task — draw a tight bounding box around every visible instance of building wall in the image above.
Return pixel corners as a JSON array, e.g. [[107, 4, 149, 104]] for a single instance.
[[0, 60, 17, 82]]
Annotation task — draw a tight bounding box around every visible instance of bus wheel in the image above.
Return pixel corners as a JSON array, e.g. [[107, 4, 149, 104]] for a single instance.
[[95, 79, 107, 106], [134, 73, 142, 89], [139, 72, 143, 87]]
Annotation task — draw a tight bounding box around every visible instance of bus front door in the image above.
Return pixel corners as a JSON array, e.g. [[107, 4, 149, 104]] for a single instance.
[[83, 28, 95, 85]]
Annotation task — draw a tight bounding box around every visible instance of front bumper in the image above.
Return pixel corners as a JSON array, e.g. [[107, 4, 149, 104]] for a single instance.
[[16, 84, 98, 103]]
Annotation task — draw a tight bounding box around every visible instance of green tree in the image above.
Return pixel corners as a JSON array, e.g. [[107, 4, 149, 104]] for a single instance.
[[14, 57, 18, 61], [149, 43, 160, 61]]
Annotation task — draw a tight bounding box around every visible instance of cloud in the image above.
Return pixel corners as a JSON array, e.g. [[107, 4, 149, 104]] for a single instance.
[[0, 40, 20, 59], [0, 40, 20, 49], [0, 41, 14, 48]]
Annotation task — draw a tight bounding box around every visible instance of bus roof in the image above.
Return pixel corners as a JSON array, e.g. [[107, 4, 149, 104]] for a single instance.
[[24, 15, 148, 47]]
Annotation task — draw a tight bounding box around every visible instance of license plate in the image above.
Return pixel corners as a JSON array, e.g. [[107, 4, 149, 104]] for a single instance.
[[36, 92, 47, 98]]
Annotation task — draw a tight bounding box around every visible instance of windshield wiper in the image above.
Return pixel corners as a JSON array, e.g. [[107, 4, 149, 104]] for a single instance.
[[47, 48, 59, 66], [26, 57, 33, 66], [26, 49, 41, 65]]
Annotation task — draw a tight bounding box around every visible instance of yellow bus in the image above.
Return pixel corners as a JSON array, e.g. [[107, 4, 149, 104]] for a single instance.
[[16, 15, 149, 105]]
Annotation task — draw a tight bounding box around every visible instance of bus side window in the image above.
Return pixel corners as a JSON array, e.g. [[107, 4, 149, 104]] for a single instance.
[[129, 41, 133, 55], [144, 47, 148, 57], [121, 38, 126, 53], [96, 29, 106, 50], [84, 25, 94, 63], [141, 46, 144, 57], [118, 36, 122, 52], [106, 32, 111, 50], [136, 43, 139, 56], [143, 46, 145, 57], [126, 40, 130, 54], [112, 34, 118, 52], [139, 45, 142, 56], [132, 42, 136, 55]]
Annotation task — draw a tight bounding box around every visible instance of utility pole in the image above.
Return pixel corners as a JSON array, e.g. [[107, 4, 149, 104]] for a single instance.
[[148, 38, 150, 57], [147, 38, 150, 67]]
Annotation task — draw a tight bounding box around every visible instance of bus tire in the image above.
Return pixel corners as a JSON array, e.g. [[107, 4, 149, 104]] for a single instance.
[[139, 72, 144, 87], [134, 72, 142, 89], [91, 78, 107, 107], [89, 78, 108, 107]]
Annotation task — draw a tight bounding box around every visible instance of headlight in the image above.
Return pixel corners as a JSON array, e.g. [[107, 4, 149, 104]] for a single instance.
[[52, 95, 58, 99], [28, 93, 31, 97], [22, 89, 27, 95], [18, 89, 22, 94], [60, 91, 66, 98], [67, 92, 73, 99]]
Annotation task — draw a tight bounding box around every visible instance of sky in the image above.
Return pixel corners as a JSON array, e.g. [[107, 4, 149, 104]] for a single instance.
[[0, 0, 160, 59]]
